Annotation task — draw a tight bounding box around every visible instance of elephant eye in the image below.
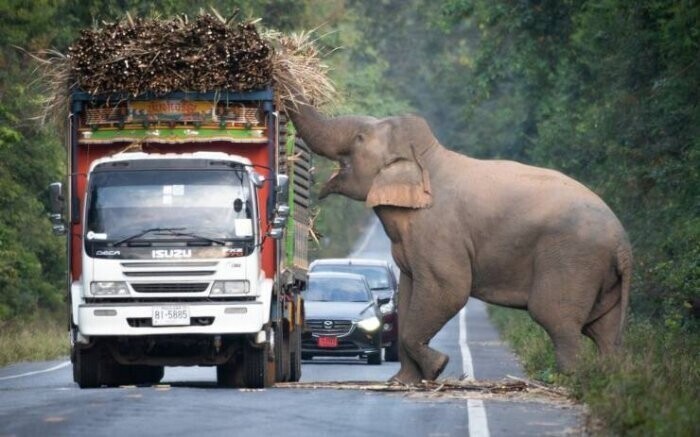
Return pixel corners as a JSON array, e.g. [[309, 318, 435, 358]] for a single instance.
[[355, 133, 365, 143]]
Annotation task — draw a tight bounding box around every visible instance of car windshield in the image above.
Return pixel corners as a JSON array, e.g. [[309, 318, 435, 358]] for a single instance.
[[306, 277, 371, 302], [86, 169, 254, 241], [312, 265, 391, 290]]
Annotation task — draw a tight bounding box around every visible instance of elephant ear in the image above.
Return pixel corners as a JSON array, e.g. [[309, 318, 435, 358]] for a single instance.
[[366, 158, 432, 209]]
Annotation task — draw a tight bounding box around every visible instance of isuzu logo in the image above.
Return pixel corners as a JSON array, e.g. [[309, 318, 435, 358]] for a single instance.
[[323, 320, 333, 329], [96, 250, 120, 256], [151, 249, 192, 259]]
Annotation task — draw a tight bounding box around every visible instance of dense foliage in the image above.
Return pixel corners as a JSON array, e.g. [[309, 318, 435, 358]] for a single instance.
[[1, 0, 697, 322], [1, 0, 697, 324]]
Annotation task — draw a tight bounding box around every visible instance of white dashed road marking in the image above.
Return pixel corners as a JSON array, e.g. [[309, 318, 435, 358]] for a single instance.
[[460, 306, 490, 437]]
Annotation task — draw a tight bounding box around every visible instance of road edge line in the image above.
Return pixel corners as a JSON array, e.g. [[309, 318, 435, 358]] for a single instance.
[[0, 361, 70, 381]]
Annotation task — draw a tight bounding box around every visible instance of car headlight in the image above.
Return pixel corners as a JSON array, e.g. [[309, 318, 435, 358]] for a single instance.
[[210, 280, 250, 296], [379, 301, 395, 315], [90, 281, 129, 296], [357, 316, 381, 332]]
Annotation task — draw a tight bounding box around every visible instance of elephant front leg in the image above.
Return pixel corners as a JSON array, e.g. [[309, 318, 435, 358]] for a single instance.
[[389, 272, 424, 385], [400, 271, 471, 382]]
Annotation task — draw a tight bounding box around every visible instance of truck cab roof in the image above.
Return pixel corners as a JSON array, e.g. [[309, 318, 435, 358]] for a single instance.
[[88, 151, 253, 173]]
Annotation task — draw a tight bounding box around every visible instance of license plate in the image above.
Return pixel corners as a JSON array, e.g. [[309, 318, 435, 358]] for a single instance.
[[317, 336, 338, 348], [152, 306, 190, 326]]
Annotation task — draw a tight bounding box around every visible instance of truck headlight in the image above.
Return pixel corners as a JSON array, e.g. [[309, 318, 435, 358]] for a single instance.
[[90, 281, 130, 296], [210, 280, 250, 296], [379, 301, 395, 315], [357, 316, 381, 332]]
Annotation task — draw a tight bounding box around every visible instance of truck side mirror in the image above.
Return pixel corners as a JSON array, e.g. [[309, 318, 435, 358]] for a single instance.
[[250, 171, 265, 188], [275, 204, 290, 219], [49, 182, 64, 215], [276, 174, 289, 195], [48, 182, 67, 236], [268, 228, 284, 240]]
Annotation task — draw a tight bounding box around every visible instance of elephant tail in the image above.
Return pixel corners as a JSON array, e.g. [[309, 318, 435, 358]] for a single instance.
[[616, 239, 633, 344]]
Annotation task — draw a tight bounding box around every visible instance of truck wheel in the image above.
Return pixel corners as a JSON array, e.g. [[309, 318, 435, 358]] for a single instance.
[[73, 345, 100, 388], [274, 324, 290, 382], [289, 327, 302, 382], [367, 351, 382, 365], [74, 343, 124, 388], [243, 343, 273, 389], [384, 342, 399, 362]]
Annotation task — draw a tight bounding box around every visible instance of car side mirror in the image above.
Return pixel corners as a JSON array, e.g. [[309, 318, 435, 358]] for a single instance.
[[377, 297, 391, 306], [48, 182, 67, 236]]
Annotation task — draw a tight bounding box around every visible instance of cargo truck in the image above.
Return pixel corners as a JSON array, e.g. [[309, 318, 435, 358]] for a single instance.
[[48, 88, 311, 388]]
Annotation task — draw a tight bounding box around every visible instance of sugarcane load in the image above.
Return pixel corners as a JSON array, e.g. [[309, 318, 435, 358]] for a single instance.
[[43, 11, 334, 389]]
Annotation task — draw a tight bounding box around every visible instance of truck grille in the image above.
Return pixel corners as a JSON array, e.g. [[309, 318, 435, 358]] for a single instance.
[[306, 319, 354, 336], [130, 283, 209, 293]]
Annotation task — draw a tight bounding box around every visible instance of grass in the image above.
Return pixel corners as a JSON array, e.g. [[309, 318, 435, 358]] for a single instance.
[[488, 306, 700, 436], [0, 312, 70, 367]]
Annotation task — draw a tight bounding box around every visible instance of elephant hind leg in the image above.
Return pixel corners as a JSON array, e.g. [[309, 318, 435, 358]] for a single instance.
[[583, 297, 622, 356], [528, 279, 597, 373]]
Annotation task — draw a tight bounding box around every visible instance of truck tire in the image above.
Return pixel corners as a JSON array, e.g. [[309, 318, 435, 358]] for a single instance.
[[73, 345, 100, 388], [367, 351, 382, 365], [243, 343, 273, 388], [289, 327, 302, 382], [74, 342, 125, 388], [384, 342, 399, 362], [274, 324, 290, 382]]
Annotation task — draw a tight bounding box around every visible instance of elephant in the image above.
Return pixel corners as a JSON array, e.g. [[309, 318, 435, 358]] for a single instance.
[[285, 99, 632, 384]]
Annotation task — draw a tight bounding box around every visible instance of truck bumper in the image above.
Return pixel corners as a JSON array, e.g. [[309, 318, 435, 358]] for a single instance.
[[78, 301, 266, 336]]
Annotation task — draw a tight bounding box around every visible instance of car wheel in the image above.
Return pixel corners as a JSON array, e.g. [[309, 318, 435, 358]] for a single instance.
[[367, 351, 382, 365], [384, 342, 399, 362]]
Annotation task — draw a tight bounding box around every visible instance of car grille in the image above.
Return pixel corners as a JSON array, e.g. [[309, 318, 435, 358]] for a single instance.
[[306, 319, 353, 336], [130, 283, 209, 293]]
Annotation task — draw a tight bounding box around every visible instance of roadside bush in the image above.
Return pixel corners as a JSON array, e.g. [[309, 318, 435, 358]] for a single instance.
[[489, 306, 700, 435]]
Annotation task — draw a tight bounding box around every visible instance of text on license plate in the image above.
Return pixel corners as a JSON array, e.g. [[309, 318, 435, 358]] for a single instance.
[[152, 306, 190, 326], [317, 336, 338, 348]]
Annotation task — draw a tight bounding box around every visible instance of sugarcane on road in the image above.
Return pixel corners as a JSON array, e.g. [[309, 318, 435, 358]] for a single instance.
[[0, 220, 583, 436]]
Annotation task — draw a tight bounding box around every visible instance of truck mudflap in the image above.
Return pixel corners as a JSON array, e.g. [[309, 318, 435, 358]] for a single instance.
[[77, 301, 266, 336]]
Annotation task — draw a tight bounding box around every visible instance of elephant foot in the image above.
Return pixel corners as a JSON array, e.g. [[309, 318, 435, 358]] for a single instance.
[[422, 352, 449, 381], [388, 368, 422, 386]]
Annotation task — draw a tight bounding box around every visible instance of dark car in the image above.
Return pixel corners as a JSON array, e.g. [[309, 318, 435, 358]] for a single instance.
[[302, 272, 383, 365], [308, 258, 399, 361]]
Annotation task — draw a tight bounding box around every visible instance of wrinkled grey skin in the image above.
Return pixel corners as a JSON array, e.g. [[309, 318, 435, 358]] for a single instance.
[[286, 101, 632, 384]]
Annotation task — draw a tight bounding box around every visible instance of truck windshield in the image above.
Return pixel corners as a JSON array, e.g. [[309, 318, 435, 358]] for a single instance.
[[86, 169, 254, 241]]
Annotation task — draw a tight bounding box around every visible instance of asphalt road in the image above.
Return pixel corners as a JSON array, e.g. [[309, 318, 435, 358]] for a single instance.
[[0, 219, 583, 437]]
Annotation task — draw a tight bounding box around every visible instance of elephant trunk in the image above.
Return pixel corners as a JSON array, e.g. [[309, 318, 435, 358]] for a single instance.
[[284, 97, 369, 160]]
